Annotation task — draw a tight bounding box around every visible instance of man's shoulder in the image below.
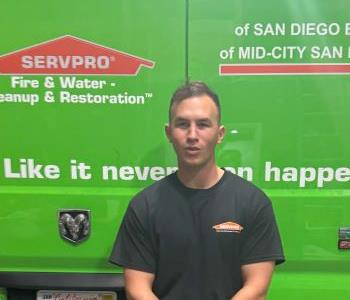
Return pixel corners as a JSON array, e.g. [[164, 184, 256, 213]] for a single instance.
[[223, 170, 271, 207], [223, 170, 260, 193], [129, 172, 177, 208]]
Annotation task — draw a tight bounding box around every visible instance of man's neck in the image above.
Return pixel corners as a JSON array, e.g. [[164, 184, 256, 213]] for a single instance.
[[177, 163, 224, 189]]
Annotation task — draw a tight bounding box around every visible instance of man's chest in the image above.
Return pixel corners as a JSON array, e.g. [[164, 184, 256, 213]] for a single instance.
[[151, 195, 246, 258]]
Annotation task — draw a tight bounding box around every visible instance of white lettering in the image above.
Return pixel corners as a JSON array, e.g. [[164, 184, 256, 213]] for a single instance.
[[4, 158, 21, 178], [119, 166, 134, 180], [290, 23, 340, 36], [317, 167, 334, 187], [21, 56, 33, 68], [335, 168, 350, 182], [134, 166, 150, 181], [345, 23, 350, 35], [3, 158, 60, 179], [311, 46, 343, 59], [150, 167, 165, 181], [60, 91, 145, 105], [264, 162, 350, 187], [21, 55, 110, 69], [281, 167, 298, 182], [254, 23, 286, 36], [11, 76, 39, 88], [46, 56, 58, 68], [0, 93, 39, 106], [59, 77, 106, 89], [299, 168, 317, 187], [239, 47, 266, 59], [264, 161, 280, 181], [102, 166, 118, 180]]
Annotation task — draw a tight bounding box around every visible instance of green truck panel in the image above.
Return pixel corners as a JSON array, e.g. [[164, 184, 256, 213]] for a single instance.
[[1, 0, 350, 299]]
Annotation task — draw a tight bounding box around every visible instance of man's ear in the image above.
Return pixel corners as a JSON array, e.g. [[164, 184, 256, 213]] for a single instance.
[[217, 125, 225, 144], [165, 123, 172, 143]]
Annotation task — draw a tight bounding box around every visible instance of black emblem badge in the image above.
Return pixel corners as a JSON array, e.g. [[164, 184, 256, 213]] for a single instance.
[[58, 209, 90, 244]]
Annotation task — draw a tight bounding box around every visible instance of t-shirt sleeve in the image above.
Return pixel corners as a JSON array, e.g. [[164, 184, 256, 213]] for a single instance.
[[109, 197, 156, 273], [240, 190, 285, 266]]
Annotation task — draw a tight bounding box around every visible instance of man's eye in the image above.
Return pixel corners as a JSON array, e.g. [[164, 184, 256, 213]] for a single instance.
[[197, 122, 210, 128], [176, 122, 188, 128]]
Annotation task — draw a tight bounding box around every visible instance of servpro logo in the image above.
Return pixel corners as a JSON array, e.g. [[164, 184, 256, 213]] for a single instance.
[[0, 35, 155, 75], [213, 221, 244, 233], [21, 55, 111, 70]]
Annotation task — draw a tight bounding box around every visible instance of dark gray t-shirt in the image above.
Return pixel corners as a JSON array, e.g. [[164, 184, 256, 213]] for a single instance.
[[109, 171, 285, 300]]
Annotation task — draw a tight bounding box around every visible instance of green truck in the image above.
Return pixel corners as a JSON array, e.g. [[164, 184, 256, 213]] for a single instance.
[[1, 0, 349, 299]]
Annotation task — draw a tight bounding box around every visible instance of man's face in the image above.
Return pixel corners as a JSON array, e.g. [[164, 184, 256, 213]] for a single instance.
[[165, 95, 225, 169]]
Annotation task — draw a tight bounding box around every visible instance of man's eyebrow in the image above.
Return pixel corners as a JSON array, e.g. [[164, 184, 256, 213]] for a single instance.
[[174, 117, 212, 122], [173, 117, 189, 122], [196, 118, 212, 122]]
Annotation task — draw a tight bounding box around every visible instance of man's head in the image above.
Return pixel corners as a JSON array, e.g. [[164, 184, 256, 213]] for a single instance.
[[166, 82, 225, 170], [169, 81, 221, 124]]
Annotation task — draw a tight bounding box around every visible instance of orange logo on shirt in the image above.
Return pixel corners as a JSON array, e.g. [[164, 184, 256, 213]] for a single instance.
[[212, 221, 243, 233]]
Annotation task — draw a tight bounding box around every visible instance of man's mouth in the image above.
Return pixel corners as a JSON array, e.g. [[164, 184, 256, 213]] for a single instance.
[[185, 146, 200, 154]]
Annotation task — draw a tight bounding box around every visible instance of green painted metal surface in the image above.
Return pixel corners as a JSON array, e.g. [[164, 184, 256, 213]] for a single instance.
[[188, 0, 350, 299], [1, 0, 350, 298], [0, 0, 185, 273], [0, 288, 7, 300]]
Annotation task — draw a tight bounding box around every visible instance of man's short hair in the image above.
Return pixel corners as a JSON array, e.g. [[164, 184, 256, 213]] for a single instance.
[[169, 81, 221, 124]]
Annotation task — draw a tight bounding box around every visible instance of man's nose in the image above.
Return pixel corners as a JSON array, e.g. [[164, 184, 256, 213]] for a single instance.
[[187, 124, 198, 140]]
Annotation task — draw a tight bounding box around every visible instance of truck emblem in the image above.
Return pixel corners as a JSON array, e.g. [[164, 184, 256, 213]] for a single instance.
[[0, 35, 155, 75], [58, 209, 90, 244]]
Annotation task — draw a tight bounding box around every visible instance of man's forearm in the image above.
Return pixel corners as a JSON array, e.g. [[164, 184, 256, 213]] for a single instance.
[[126, 289, 159, 300], [230, 284, 267, 300], [124, 268, 159, 300], [231, 261, 274, 300]]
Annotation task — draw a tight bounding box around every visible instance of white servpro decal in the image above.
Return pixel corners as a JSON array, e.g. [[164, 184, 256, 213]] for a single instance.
[[1, 158, 350, 188], [0, 35, 155, 75], [21, 55, 110, 69], [218, 22, 350, 75], [0, 76, 154, 106]]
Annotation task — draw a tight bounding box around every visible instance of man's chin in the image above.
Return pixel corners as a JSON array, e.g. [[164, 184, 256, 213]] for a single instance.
[[179, 158, 207, 169]]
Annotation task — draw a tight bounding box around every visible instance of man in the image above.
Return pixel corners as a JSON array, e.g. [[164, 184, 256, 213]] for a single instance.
[[109, 81, 285, 300]]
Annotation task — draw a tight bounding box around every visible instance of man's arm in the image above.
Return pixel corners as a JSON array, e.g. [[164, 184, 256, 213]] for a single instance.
[[124, 268, 159, 300], [231, 261, 275, 300]]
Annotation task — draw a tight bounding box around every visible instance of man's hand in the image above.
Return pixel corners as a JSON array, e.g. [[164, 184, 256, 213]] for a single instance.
[[231, 261, 275, 300], [124, 268, 159, 300]]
